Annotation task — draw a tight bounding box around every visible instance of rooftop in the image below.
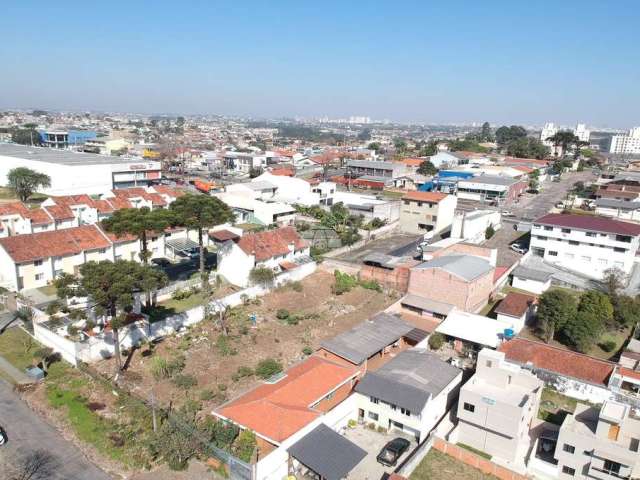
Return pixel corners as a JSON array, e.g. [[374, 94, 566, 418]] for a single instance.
[[355, 349, 460, 412], [415, 254, 493, 282], [236, 226, 307, 262], [402, 191, 448, 203], [494, 292, 536, 318], [459, 175, 520, 186], [0, 143, 159, 167], [534, 213, 640, 236], [435, 310, 512, 348], [320, 313, 413, 365]]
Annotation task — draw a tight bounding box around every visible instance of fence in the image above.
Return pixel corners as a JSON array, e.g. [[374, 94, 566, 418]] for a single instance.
[[432, 437, 529, 480], [394, 433, 434, 477], [323, 221, 399, 258]]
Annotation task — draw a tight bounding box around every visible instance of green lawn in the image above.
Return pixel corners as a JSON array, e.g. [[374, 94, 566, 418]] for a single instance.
[[538, 386, 577, 425], [37, 284, 58, 296], [410, 449, 498, 480], [145, 291, 207, 322], [0, 327, 38, 371]]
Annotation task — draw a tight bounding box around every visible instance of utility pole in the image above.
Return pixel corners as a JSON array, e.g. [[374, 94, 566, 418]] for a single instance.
[[150, 390, 157, 433]]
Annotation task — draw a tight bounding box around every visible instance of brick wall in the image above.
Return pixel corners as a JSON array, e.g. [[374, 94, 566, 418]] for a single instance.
[[432, 438, 529, 480], [359, 264, 411, 292]]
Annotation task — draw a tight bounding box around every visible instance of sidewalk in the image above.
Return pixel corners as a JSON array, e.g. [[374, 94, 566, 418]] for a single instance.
[[0, 355, 33, 386]]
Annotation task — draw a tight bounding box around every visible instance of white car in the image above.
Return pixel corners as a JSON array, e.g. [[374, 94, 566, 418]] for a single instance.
[[0, 427, 6, 446], [510, 243, 527, 254], [501, 210, 515, 217]]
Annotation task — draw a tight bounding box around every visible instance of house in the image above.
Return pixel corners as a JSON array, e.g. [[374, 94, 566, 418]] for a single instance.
[[213, 356, 360, 480], [511, 265, 553, 295], [494, 291, 536, 333], [435, 309, 513, 350], [390, 173, 431, 191], [456, 349, 543, 465], [450, 209, 502, 244], [529, 213, 640, 279], [317, 313, 426, 373], [331, 191, 401, 223], [456, 175, 527, 204], [216, 226, 312, 287], [345, 160, 408, 179], [223, 151, 267, 175], [553, 400, 640, 480], [428, 151, 466, 169], [498, 337, 615, 403], [595, 198, 640, 222], [215, 192, 296, 227], [399, 191, 457, 235], [225, 181, 278, 201], [405, 250, 495, 314], [251, 172, 326, 206], [354, 349, 462, 441]]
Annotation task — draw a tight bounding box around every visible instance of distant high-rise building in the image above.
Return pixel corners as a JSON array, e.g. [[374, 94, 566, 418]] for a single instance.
[[540, 122, 558, 147], [610, 127, 640, 155], [573, 123, 590, 143], [348, 116, 371, 124]]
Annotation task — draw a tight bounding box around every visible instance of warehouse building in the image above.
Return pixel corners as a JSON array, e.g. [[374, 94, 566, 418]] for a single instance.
[[0, 144, 161, 195]]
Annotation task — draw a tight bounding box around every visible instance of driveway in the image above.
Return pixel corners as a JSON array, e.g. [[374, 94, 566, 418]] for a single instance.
[[343, 425, 415, 480], [0, 379, 112, 480], [483, 226, 530, 268], [335, 233, 423, 263]]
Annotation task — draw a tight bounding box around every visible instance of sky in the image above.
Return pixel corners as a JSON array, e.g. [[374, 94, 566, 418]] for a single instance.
[[1, 1, 638, 127]]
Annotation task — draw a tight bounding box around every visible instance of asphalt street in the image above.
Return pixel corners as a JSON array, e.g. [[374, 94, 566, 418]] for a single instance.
[[0, 379, 111, 480]]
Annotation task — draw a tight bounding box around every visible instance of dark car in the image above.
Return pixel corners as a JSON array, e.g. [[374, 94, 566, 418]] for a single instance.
[[151, 258, 171, 268], [0, 426, 7, 446], [376, 437, 411, 466]]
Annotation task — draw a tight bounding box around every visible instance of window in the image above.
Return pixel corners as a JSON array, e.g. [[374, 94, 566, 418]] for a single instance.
[[598, 258, 608, 266], [463, 402, 475, 413], [35, 273, 44, 281], [581, 256, 591, 262], [563, 444, 575, 454], [389, 404, 397, 411], [616, 235, 632, 243], [569, 240, 579, 246], [401, 408, 411, 416], [34, 259, 43, 266], [614, 247, 627, 253], [602, 459, 622, 476], [586, 232, 596, 237], [562, 465, 575, 476], [548, 251, 558, 256], [630, 438, 639, 452], [562, 228, 571, 233], [370, 396, 379, 404], [536, 235, 547, 241], [544, 226, 553, 231], [368, 412, 379, 421], [486, 360, 493, 368], [608, 424, 620, 441]]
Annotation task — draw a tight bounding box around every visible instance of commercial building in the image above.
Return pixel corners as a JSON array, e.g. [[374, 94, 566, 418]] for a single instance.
[[0, 144, 161, 195], [399, 191, 457, 235], [345, 160, 408, 179], [541, 123, 558, 148], [609, 127, 640, 155], [456, 349, 543, 464], [39, 129, 97, 148], [529, 213, 640, 278], [456, 175, 527, 204], [354, 349, 462, 441]]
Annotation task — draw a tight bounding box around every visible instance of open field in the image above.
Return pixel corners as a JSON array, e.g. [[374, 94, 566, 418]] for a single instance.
[[95, 271, 399, 411], [410, 449, 498, 480]]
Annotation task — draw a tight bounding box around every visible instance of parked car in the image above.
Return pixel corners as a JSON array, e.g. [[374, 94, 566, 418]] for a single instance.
[[0, 426, 7, 446], [501, 210, 515, 217], [151, 258, 171, 268], [510, 243, 527, 254], [376, 437, 411, 467]]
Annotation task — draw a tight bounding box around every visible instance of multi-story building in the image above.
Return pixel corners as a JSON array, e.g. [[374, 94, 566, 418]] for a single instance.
[[39, 129, 97, 148], [399, 191, 457, 235], [610, 127, 640, 155], [456, 175, 527, 204], [574, 123, 591, 143], [456, 349, 543, 464], [529, 213, 640, 278], [541, 122, 558, 148], [345, 160, 408, 179]]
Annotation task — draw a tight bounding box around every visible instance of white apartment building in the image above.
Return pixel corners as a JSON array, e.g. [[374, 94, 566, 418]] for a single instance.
[[610, 127, 640, 155], [530, 213, 640, 279], [541, 122, 558, 147], [399, 191, 457, 235], [574, 123, 591, 143], [223, 151, 267, 175]]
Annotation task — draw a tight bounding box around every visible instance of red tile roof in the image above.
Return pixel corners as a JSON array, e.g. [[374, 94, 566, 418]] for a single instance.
[[0, 225, 112, 263], [43, 204, 75, 221], [493, 266, 509, 283], [0, 202, 54, 225], [151, 185, 186, 198], [498, 337, 614, 386], [209, 229, 240, 242], [618, 367, 640, 382], [402, 191, 448, 203], [494, 292, 536, 317], [0, 201, 29, 217], [269, 167, 295, 177], [534, 213, 640, 236], [399, 158, 424, 167], [217, 356, 357, 443], [237, 227, 307, 262], [113, 188, 167, 207]]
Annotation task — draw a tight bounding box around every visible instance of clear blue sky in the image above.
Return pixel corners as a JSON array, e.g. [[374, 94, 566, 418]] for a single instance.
[[1, 1, 638, 127]]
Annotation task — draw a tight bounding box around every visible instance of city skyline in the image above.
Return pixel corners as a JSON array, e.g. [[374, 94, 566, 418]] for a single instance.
[[1, 1, 638, 127]]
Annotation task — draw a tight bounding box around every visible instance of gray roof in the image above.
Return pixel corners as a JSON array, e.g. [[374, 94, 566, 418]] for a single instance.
[[401, 293, 455, 316], [596, 198, 640, 210], [288, 424, 366, 480], [346, 160, 399, 170], [0, 143, 155, 166], [415, 255, 493, 281], [320, 313, 413, 364], [247, 180, 277, 191], [460, 175, 519, 186], [512, 265, 554, 282], [355, 349, 460, 412]]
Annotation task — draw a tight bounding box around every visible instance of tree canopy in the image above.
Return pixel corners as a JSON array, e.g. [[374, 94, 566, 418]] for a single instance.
[[536, 289, 577, 343], [417, 160, 438, 176], [7, 167, 51, 202], [11, 128, 42, 146], [495, 125, 527, 146], [505, 137, 549, 160]]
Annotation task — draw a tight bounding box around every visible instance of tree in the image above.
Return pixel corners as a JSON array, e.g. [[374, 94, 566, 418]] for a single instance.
[[367, 142, 381, 153], [417, 160, 437, 176], [505, 137, 549, 160], [249, 267, 275, 287], [102, 207, 175, 265], [32, 347, 54, 373], [7, 449, 58, 480], [495, 125, 527, 146], [562, 310, 603, 353], [357, 129, 371, 142], [485, 224, 495, 239], [6, 167, 51, 202], [418, 140, 438, 157], [536, 289, 577, 342], [546, 130, 578, 157], [11, 128, 42, 146], [169, 195, 234, 290], [577, 290, 613, 326], [480, 121, 493, 142], [54, 260, 168, 373], [1, 306, 34, 334], [602, 267, 626, 300]]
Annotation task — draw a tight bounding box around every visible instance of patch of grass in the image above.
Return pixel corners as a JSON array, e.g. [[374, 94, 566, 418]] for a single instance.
[[161, 292, 206, 313], [538, 387, 577, 425], [410, 449, 499, 480], [0, 327, 37, 371], [457, 443, 492, 460], [37, 284, 58, 297], [589, 328, 629, 360]]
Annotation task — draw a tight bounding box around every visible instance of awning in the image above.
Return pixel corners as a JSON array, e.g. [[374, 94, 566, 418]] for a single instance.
[[209, 229, 240, 242], [165, 238, 199, 254], [279, 260, 298, 271], [288, 424, 367, 480]]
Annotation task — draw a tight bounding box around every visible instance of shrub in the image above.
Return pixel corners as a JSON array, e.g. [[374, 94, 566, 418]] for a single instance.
[[428, 332, 445, 351], [249, 267, 275, 286], [348, 419, 357, 428], [255, 358, 283, 379], [359, 279, 382, 292], [286, 314, 301, 326], [45, 301, 61, 315], [367, 422, 376, 430], [172, 289, 193, 301], [217, 383, 228, 392], [291, 281, 304, 292], [216, 335, 238, 356], [151, 355, 186, 380], [599, 340, 617, 353], [332, 270, 358, 295], [276, 309, 290, 320], [377, 426, 386, 433], [302, 346, 313, 356], [233, 430, 257, 463], [172, 374, 198, 389], [67, 325, 79, 337], [199, 389, 215, 401], [235, 366, 253, 380]]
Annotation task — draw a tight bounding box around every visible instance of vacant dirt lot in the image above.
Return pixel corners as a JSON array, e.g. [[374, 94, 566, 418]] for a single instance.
[[95, 271, 399, 411]]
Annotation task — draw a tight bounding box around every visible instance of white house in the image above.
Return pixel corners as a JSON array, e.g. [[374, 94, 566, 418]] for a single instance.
[[354, 349, 461, 442], [450, 209, 502, 244], [493, 291, 536, 334], [529, 213, 640, 279], [511, 265, 553, 295], [252, 172, 325, 206], [214, 192, 296, 226], [216, 226, 312, 287]]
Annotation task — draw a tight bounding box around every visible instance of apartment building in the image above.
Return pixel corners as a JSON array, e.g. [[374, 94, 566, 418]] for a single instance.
[[555, 400, 640, 480], [610, 127, 640, 155], [456, 349, 543, 464], [530, 213, 640, 278], [399, 191, 457, 235]]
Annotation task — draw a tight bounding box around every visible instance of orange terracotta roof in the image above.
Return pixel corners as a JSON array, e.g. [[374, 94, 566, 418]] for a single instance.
[[0, 201, 30, 217], [151, 185, 186, 198], [494, 292, 536, 317], [23, 207, 54, 226], [0, 225, 112, 263], [493, 266, 509, 283], [43, 204, 75, 221], [498, 337, 614, 386], [399, 158, 424, 167], [269, 167, 295, 177], [237, 227, 307, 262], [217, 356, 357, 443], [618, 367, 640, 382], [209, 229, 240, 242], [513, 165, 535, 174], [92, 199, 116, 214], [402, 191, 448, 202]]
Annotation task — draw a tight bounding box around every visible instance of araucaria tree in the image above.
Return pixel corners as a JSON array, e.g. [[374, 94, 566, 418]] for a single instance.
[[536, 289, 577, 343], [7, 167, 51, 202], [55, 260, 168, 373], [169, 194, 234, 290]]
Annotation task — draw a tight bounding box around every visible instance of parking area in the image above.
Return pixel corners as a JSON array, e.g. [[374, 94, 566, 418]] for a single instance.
[[335, 233, 423, 263], [483, 226, 530, 268], [343, 425, 416, 480]]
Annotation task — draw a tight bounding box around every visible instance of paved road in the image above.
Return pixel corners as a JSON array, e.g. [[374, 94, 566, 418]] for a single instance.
[[0, 380, 112, 480]]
